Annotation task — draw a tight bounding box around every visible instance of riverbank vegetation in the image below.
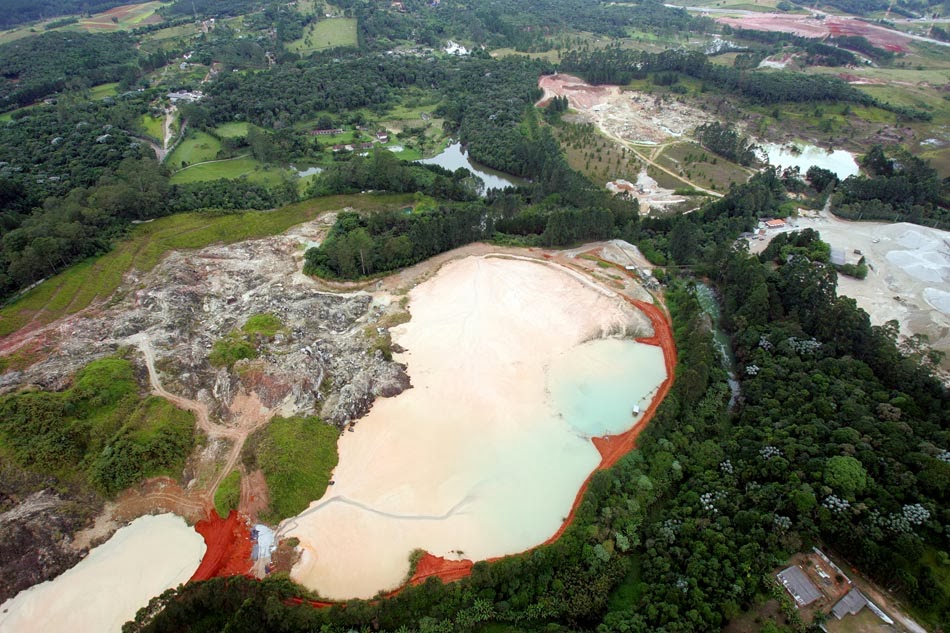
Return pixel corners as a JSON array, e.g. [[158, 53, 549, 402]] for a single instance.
[[832, 144, 949, 229]]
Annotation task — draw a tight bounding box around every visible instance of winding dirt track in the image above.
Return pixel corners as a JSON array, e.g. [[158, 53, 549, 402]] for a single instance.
[[126, 333, 269, 508]]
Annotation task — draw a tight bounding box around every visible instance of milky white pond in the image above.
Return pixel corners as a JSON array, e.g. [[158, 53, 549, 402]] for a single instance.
[[283, 256, 666, 599], [759, 142, 860, 178]]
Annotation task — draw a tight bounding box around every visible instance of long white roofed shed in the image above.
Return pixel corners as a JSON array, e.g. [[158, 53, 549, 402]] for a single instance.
[[777, 566, 821, 607]]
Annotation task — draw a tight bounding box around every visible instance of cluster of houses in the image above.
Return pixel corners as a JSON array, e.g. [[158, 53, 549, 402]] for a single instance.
[[737, 217, 792, 242], [306, 129, 391, 153], [167, 90, 204, 104], [776, 548, 898, 631]]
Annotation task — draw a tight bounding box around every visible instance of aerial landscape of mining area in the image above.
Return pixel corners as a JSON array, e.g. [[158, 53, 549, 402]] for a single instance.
[[0, 0, 948, 631]]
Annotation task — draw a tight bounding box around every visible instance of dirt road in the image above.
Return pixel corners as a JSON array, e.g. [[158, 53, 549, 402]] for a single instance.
[[127, 332, 271, 503]]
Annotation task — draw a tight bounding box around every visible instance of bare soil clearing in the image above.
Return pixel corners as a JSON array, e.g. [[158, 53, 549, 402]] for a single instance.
[[539, 74, 721, 202], [0, 209, 412, 591], [716, 13, 928, 52]]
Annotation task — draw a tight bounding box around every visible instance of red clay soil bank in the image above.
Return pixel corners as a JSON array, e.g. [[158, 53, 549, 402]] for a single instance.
[[190, 510, 253, 581], [409, 554, 476, 586]]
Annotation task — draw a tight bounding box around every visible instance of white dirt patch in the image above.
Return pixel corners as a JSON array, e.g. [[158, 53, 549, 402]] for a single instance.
[[923, 288, 950, 315], [538, 74, 710, 144], [608, 170, 686, 211], [0, 514, 204, 633], [750, 211, 950, 368]]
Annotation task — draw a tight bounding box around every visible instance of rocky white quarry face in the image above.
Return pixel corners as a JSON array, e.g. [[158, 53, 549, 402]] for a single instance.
[[0, 221, 410, 427]]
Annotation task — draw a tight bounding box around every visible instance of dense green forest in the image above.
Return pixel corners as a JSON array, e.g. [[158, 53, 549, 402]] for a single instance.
[[694, 122, 758, 167], [329, 0, 708, 52], [0, 32, 140, 110], [832, 145, 950, 228]]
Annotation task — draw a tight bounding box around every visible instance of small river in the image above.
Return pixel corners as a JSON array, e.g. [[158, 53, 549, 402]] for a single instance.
[[418, 142, 526, 194], [694, 283, 740, 407]]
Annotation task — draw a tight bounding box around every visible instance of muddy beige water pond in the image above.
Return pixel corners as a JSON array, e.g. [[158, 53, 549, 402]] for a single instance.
[[282, 255, 667, 599], [0, 514, 205, 633]]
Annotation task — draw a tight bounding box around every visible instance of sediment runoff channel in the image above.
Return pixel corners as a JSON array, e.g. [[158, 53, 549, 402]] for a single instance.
[[281, 255, 668, 599]]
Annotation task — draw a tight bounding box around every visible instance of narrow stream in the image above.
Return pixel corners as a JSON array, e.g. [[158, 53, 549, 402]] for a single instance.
[[694, 282, 740, 408]]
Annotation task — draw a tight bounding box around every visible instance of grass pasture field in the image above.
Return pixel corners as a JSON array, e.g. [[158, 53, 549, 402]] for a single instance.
[[167, 131, 222, 167], [214, 122, 250, 139], [0, 1, 167, 42], [138, 22, 199, 53], [554, 122, 643, 185], [78, 1, 166, 31], [0, 105, 36, 122], [286, 18, 358, 54], [243, 416, 340, 523], [0, 193, 413, 338], [89, 83, 120, 100], [140, 113, 165, 141], [170, 156, 287, 185], [824, 608, 892, 633], [654, 141, 752, 192]]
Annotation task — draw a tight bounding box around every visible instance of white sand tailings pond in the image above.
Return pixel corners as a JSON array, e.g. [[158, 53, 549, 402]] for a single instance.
[[751, 213, 950, 368], [282, 255, 667, 599], [0, 514, 205, 633]]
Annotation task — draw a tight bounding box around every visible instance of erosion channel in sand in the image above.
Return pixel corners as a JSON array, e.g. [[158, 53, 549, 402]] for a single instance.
[[282, 255, 667, 599], [0, 514, 205, 633]]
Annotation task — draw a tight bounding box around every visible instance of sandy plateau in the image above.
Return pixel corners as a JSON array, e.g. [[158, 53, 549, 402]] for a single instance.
[[750, 207, 950, 370], [282, 254, 666, 599]]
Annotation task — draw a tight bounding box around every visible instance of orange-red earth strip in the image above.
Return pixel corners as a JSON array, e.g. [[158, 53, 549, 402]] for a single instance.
[[190, 510, 253, 582]]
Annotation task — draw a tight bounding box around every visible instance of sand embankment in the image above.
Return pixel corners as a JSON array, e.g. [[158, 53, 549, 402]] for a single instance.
[[282, 255, 667, 599]]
